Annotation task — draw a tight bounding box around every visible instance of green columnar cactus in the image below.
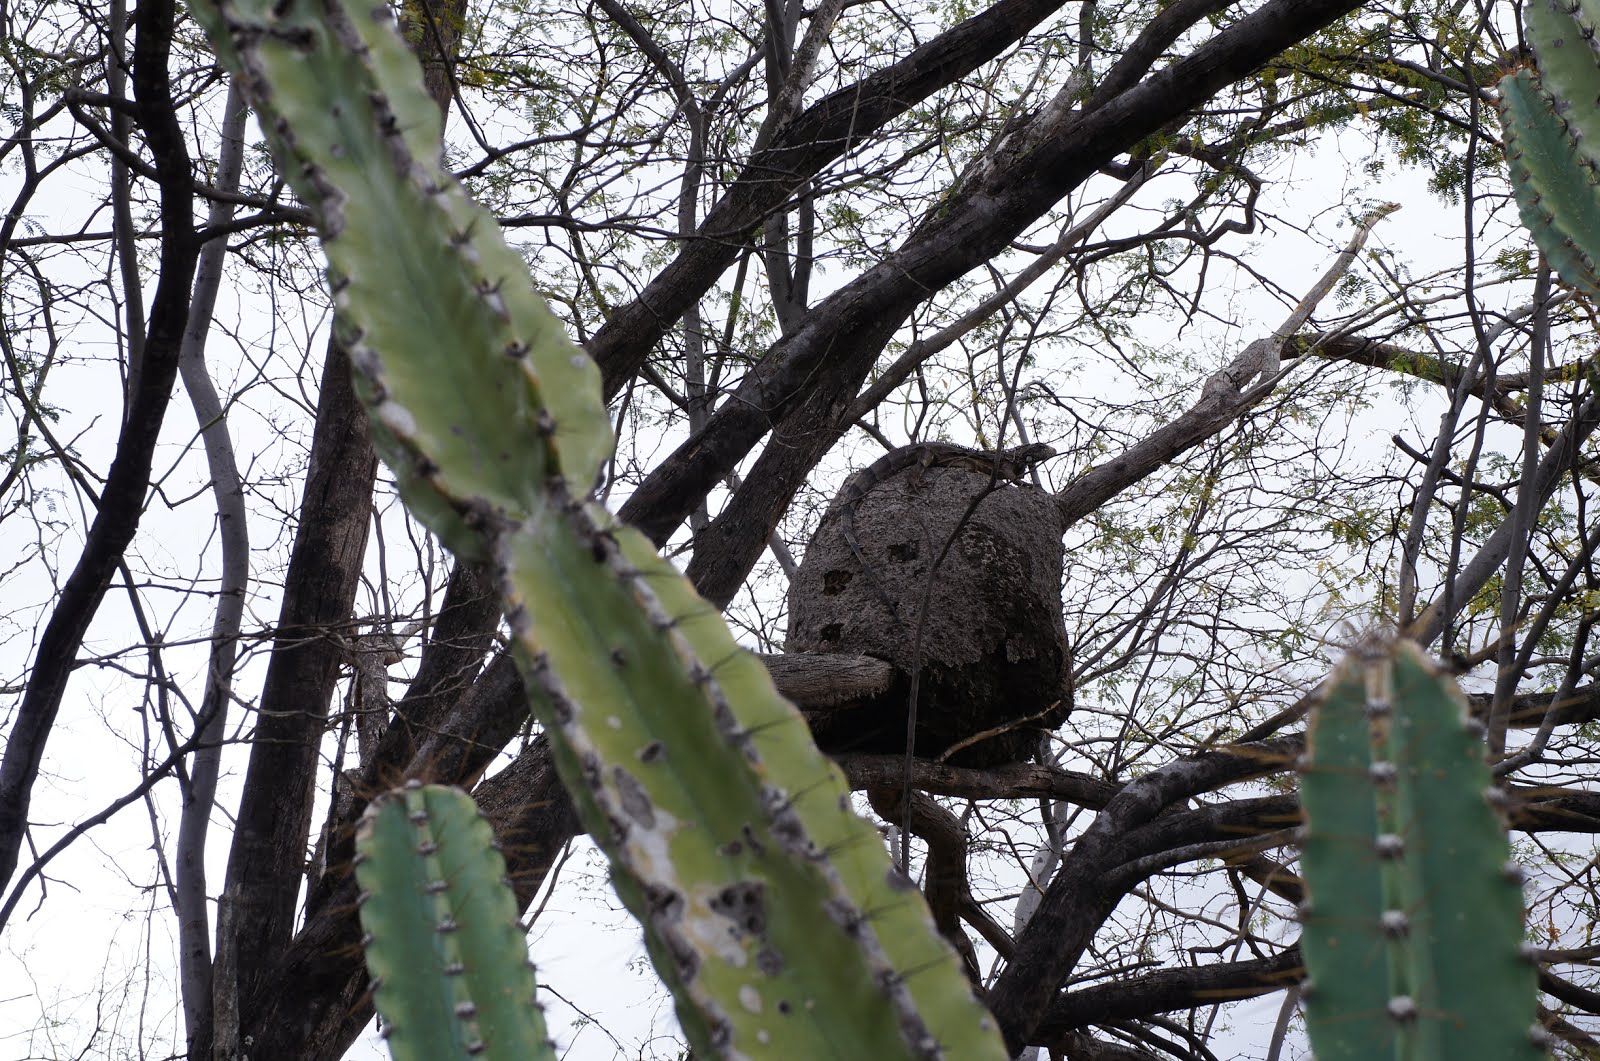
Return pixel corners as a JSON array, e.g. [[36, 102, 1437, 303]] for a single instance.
[[190, 1, 1006, 1057], [1298, 639, 1545, 1061], [354, 783, 554, 1061], [1500, 0, 1600, 298]]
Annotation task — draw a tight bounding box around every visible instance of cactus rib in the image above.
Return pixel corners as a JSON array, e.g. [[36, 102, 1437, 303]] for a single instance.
[[1298, 639, 1544, 1061], [1524, 1, 1600, 179], [354, 783, 553, 1061], [1498, 63, 1600, 297], [1296, 651, 1389, 1059], [191, 0, 1007, 1056]]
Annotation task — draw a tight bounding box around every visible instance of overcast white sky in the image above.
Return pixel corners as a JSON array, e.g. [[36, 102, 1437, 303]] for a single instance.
[[0, 33, 1554, 1061]]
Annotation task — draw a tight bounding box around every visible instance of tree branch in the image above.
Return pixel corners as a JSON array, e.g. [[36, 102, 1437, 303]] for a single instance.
[[0, 0, 199, 895], [623, 0, 1367, 611]]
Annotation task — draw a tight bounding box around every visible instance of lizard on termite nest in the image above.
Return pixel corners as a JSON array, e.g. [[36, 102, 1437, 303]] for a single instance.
[[787, 439, 1070, 768]]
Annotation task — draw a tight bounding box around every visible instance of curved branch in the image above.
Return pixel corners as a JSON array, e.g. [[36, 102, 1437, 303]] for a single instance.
[[0, 0, 200, 896], [173, 76, 250, 1058], [1034, 948, 1303, 1041], [986, 736, 1301, 1050]]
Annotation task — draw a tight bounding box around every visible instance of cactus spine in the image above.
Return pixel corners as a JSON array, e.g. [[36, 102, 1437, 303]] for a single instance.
[[1500, 0, 1600, 297], [1292, 12, 1600, 1057], [354, 783, 554, 1061], [1298, 639, 1544, 1061], [190, 0, 1006, 1056]]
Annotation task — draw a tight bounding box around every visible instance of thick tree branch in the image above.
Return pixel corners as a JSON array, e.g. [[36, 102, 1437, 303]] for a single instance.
[[588, 0, 1077, 397], [212, 339, 377, 1056], [1033, 947, 1304, 1041], [986, 737, 1300, 1050], [624, 0, 1367, 610], [838, 752, 1120, 807]]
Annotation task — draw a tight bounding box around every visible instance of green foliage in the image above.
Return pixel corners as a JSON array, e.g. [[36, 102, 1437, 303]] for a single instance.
[[1268, 14, 1497, 202], [1299, 639, 1545, 1061], [190, 0, 1007, 1056], [355, 783, 554, 1061]]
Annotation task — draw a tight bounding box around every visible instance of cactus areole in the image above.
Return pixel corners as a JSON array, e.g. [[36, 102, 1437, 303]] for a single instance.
[[1298, 639, 1544, 1061], [355, 784, 554, 1061], [1500, 0, 1600, 299], [189, 0, 1008, 1056]]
